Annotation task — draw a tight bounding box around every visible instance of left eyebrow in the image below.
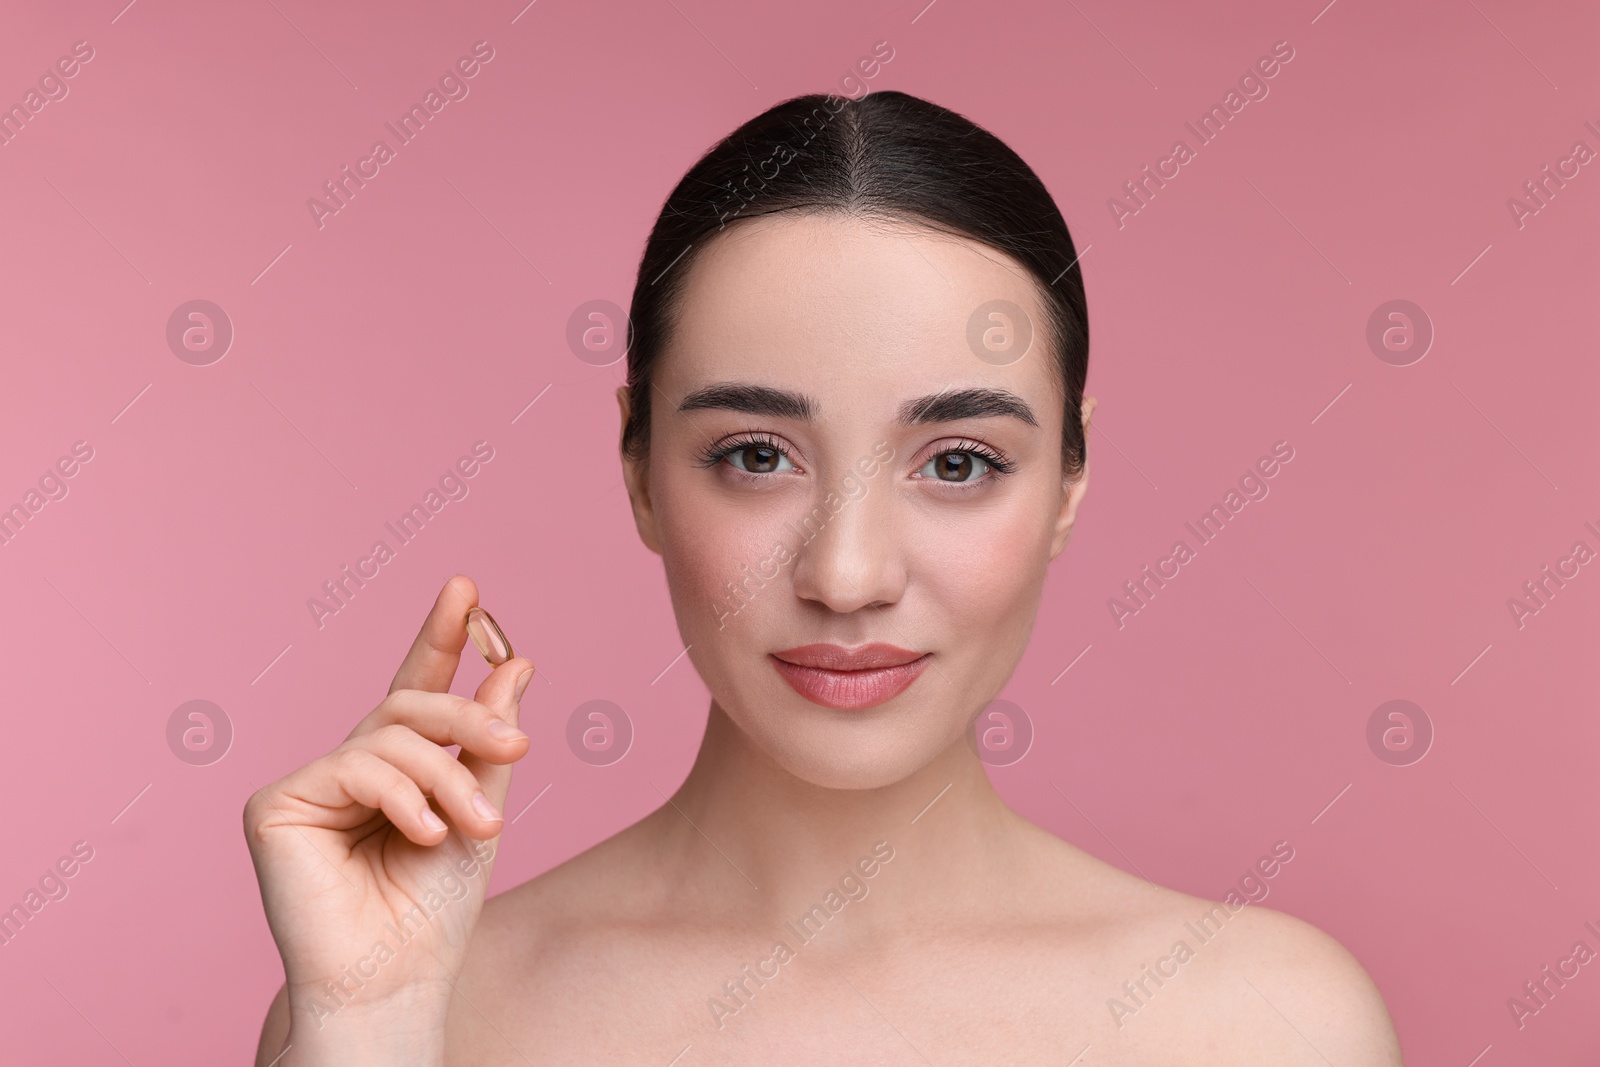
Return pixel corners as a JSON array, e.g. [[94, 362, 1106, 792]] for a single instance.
[[677, 382, 1039, 428]]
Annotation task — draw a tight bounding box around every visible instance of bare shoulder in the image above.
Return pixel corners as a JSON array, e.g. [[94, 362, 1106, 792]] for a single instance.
[[474, 811, 664, 938], [1215, 902, 1402, 1063], [1134, 888, 1405, 1066], [457, 823, 643, 980], [1008, 820, 1403, 1064], [444, 817, 671, 1058]]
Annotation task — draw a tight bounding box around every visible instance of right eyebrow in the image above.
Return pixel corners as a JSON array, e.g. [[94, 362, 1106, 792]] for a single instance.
[[678, 382, 815, 421]]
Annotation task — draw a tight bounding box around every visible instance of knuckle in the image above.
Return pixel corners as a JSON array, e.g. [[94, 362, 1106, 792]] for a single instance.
[[242, 789, 283, 844], [422, 752, 474, 796], [376, 688, 421, 721], [332, 746, 373, 777], [450, 762, 486, 797], [455, 702, 487, 737], [367, 692, 400, 722], [376, 775, 416, 809], [371, 722, 419, 749]]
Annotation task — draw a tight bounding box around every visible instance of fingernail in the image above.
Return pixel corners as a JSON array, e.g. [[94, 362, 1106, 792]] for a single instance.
[[421, 807, 447, 833], [513, 668, 534, 702], [472, 792, 503, 822], [487, 718, 526, 742]]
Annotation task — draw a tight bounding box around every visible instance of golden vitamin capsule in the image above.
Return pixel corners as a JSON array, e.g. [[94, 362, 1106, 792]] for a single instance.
[[465, 606, 514, 665]]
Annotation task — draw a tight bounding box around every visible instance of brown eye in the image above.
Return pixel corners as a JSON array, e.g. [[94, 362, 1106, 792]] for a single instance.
[[696, 433, 798, 476], [720, 441, 795, 474], [914, 441, 1015, 485], [921, 450, 995, 483], [931, 452, 976, 482], [733, 445, 784, 473]]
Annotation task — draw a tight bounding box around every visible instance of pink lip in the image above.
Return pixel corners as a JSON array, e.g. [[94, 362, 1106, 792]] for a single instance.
[[770, 643, 931, 710]]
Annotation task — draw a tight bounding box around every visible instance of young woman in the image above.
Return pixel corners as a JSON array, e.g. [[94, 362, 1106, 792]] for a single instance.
[[247, 89, 1404, 1065]]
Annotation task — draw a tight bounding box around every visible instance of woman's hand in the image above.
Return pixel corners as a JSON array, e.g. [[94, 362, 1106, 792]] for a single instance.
[[244, 574, 533, 1065]]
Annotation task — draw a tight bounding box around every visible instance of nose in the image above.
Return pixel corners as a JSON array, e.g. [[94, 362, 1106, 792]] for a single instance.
[[787, 475, 906, 614]]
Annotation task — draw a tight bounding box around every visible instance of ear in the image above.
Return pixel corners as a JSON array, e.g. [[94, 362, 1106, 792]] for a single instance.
[[1049, 395, 1096, 560], [617, 386, 663, 556]]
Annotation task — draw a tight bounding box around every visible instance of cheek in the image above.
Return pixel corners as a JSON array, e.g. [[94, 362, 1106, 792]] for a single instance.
[[655, 467, 793, 636], [905, 491, 1055, 707], [909, 494, 1052, 625]]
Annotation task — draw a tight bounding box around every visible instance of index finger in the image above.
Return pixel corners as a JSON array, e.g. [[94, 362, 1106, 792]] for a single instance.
[[388, 573, 480, 695]]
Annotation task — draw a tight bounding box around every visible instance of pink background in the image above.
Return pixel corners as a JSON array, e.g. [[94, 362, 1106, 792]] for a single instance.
[[1, 0, 1595, 1061]]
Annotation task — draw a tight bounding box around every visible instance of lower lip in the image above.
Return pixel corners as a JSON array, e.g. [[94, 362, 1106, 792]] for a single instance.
[[770, 653, 932, 710]]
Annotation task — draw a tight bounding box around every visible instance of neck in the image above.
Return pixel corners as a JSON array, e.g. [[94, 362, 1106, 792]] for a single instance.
[[649, 698, 1025, 940]]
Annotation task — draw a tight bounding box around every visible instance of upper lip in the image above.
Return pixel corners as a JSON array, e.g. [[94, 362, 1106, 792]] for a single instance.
[[771, 643, 927, 671]]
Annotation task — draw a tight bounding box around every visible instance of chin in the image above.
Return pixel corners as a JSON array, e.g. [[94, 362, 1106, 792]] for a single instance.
[[731, 692, 966, 791]]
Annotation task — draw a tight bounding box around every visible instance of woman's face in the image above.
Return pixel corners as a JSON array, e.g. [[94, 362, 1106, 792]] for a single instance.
[[619, 212, 1093, 790]]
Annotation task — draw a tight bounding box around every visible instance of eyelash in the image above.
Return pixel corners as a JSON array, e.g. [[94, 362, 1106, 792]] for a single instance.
[[694, 430, 787, 471], [694, 431, 1017, 485]]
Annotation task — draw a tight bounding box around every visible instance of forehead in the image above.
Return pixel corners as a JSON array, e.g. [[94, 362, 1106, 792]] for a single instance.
[[657, 212, 1059, 410]]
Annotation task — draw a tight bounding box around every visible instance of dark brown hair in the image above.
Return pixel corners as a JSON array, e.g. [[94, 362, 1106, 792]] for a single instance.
[[621, 89, 1089, 482]]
